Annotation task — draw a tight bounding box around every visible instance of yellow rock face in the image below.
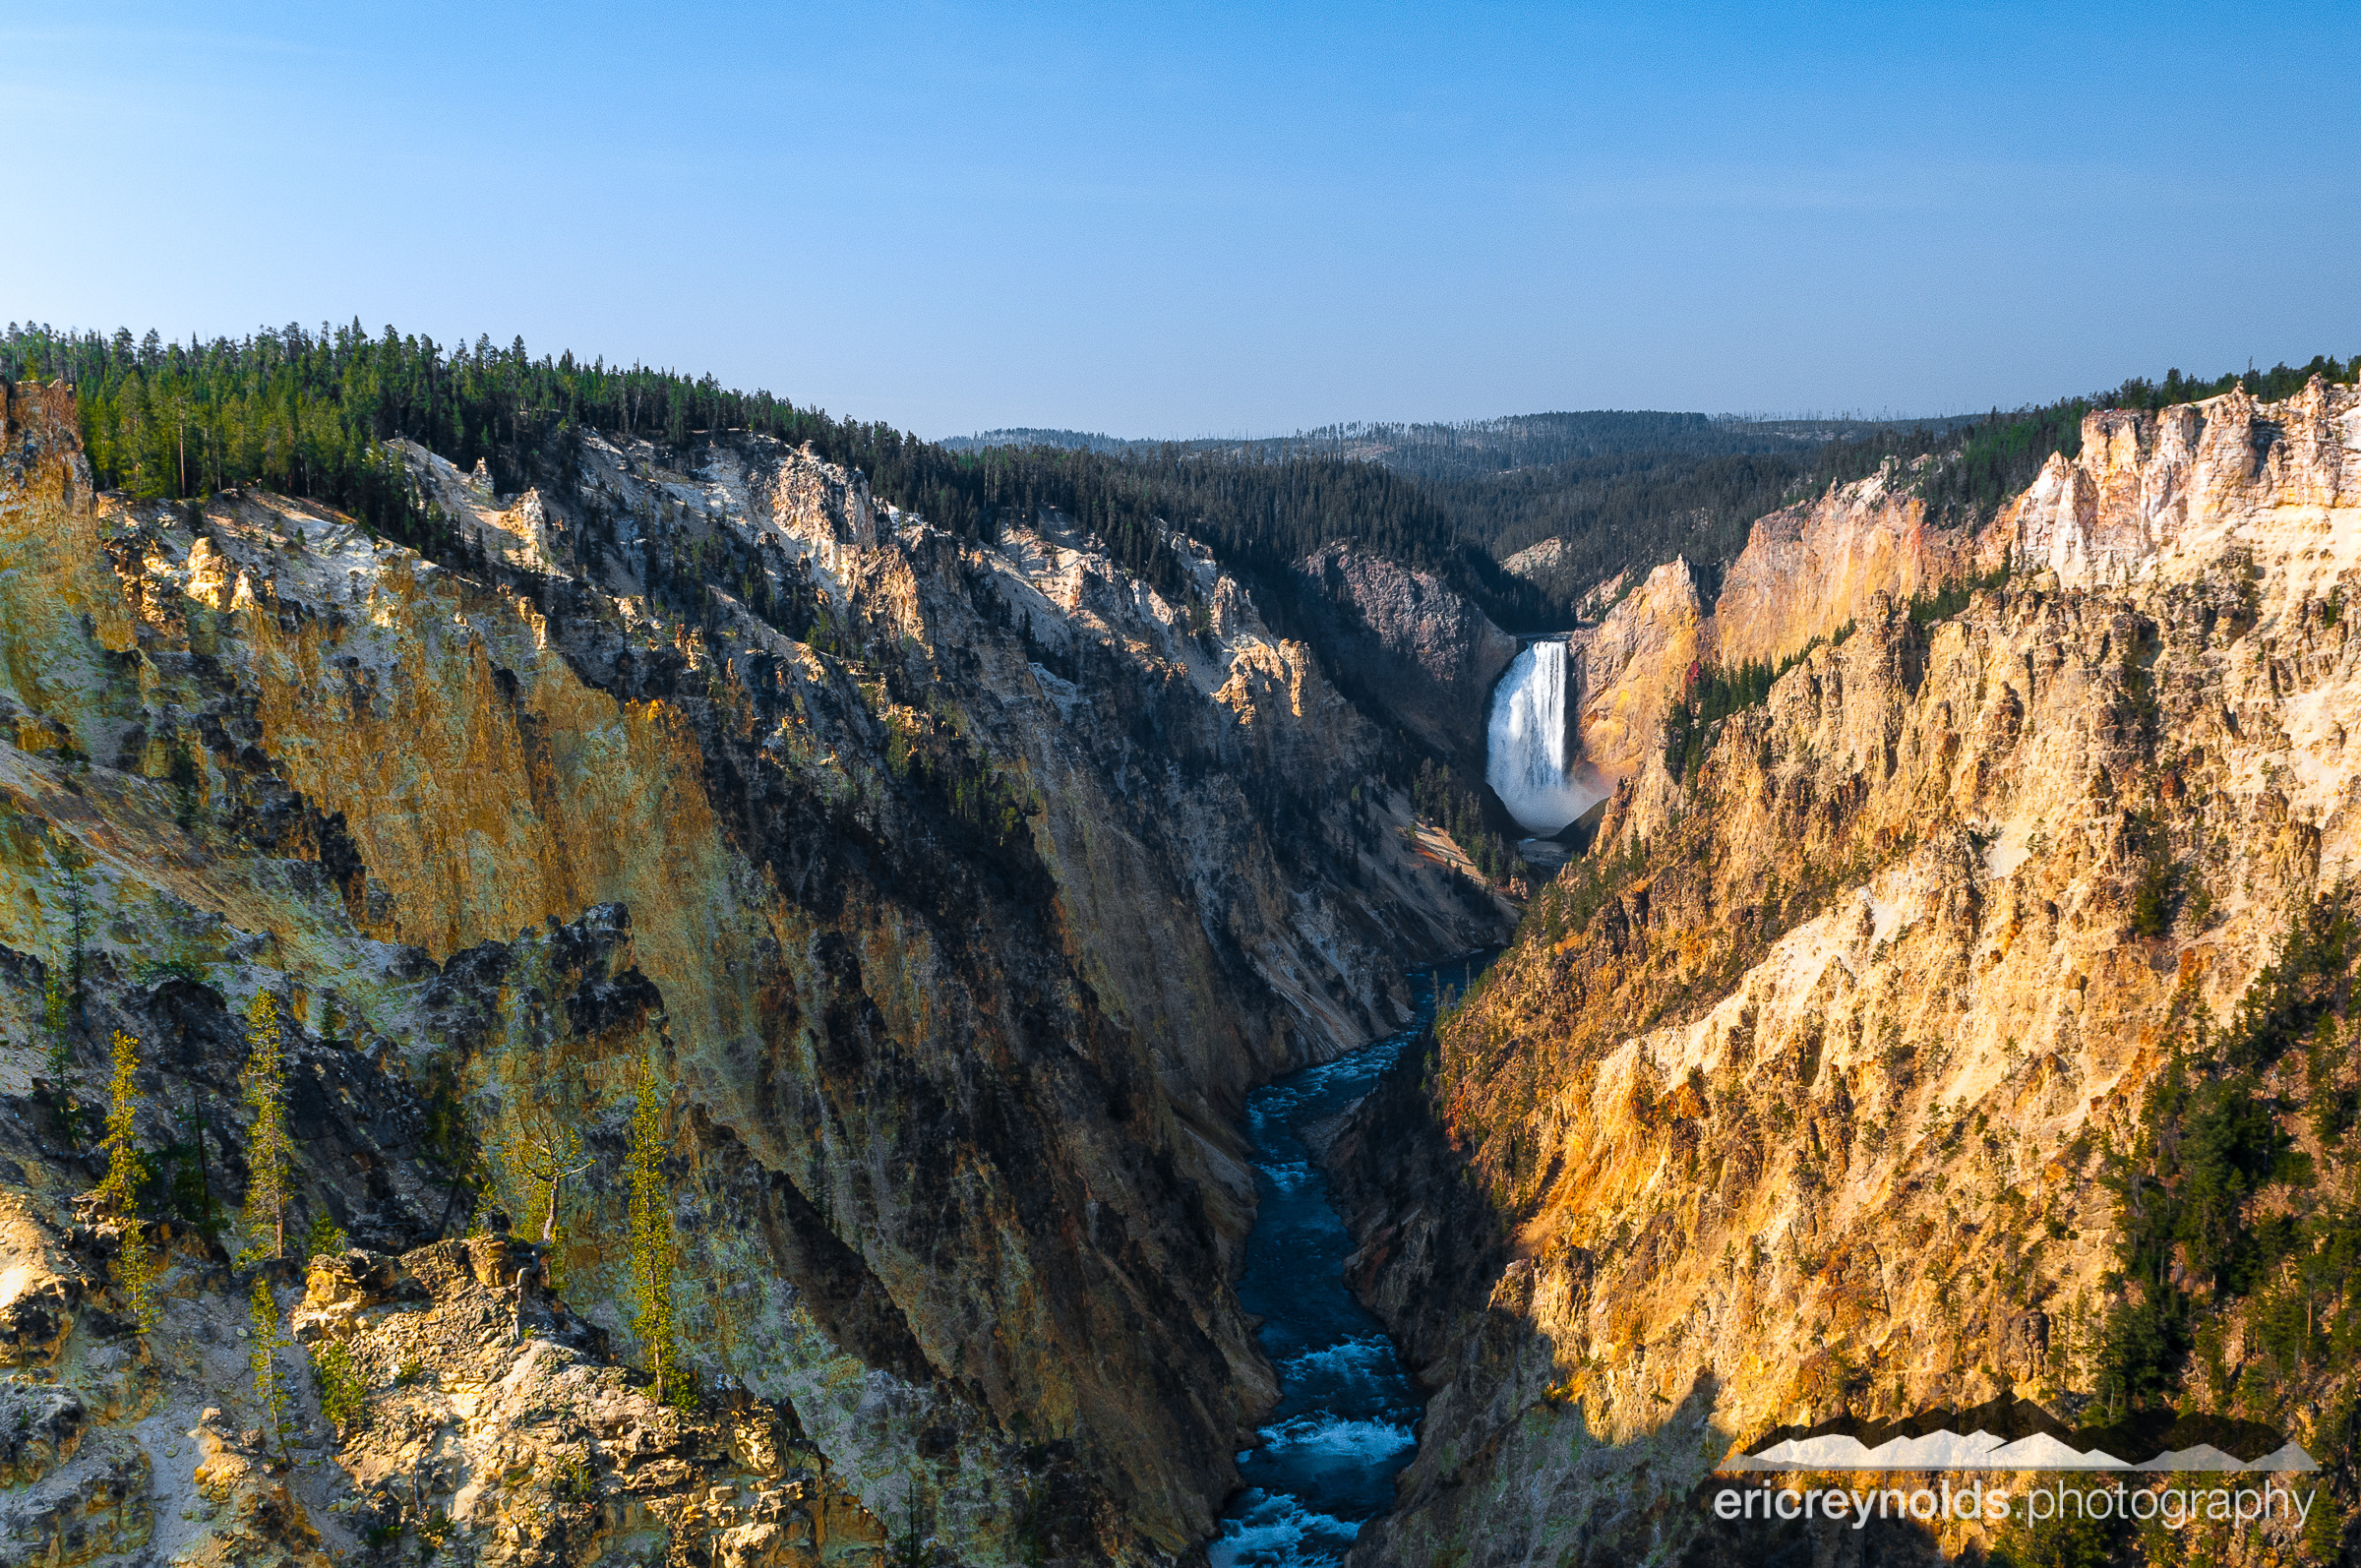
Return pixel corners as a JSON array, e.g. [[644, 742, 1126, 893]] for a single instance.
[[1346, 381, 2361, 1566], [1568, 558, 1707, 784], [0, 382, 138, 755], [1712, 464, 1994, 670], [1557, 467, 1989, 795]]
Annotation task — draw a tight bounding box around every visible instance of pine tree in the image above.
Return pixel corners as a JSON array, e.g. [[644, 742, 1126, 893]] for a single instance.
[[171, 1061, 221, 1240], [891, 1474, 933, 1568], [249, 1278, 290, 1457], [39, 972, 76, 1143], [97, 1030, 158, 1334], [237, 992, 292, 1266], [626, 1059, 683, 1404]]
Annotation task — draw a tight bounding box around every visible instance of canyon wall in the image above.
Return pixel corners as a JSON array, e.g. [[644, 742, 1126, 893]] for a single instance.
[[1548, 462, 1989, 804], [1336, 380, 2361, 1566], [1711, 464, 1994, 668], [0, 383, 1507, 1566], [1291, 543, 1520, 762], [1559, 559, 1705, 791]]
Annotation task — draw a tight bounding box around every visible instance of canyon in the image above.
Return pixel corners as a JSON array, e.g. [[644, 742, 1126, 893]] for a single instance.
[[0, 377, 1508, 1567], [6, 362, 2359, 1568]]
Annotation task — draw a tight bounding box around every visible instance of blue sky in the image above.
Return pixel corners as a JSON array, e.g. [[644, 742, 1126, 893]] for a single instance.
[[5, 2, 2354, 438]]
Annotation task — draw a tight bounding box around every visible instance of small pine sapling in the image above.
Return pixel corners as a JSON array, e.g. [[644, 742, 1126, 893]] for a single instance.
[[237, 992, 292, 1266], [422, 1053, 491, 1237], [309, 1340, 367, 1434], [303, 1212, 349, 1262], [96, 1030, 158, 1335], [39, 973, 79, 1144], [170, 1079, 222, 1241], [891, 1474, 934, 1568], [249, 1278, 291, 1458], [626, 1059, 683, 1405], [165, 735, 203, 829]]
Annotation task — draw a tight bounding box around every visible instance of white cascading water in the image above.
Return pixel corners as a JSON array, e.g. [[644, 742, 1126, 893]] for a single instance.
[[1485, 640, 1604, 835]]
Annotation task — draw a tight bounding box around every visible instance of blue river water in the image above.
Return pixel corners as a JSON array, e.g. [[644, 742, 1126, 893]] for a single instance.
[[1210, 955, 1490, 1568]]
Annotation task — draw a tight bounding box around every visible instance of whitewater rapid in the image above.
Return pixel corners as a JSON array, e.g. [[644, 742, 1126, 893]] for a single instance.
[[1210, 958, 1490, 1568], [1484, 640, 1605, 836]]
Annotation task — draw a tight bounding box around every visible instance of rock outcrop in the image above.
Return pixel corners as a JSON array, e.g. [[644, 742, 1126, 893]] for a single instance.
[[2009, 377, 2361, 592], [1499, 538, 1568, 584], [1712, 463, 1993, 668], [294, 1236, 890, 1567], [1292, 543, 1520, 760], [1543, 464, 1991, 803], [1334, 381, 2361, 1566]]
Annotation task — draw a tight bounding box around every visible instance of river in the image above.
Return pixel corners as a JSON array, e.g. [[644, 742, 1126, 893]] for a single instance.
[[1209, 954, 1491, 1568]]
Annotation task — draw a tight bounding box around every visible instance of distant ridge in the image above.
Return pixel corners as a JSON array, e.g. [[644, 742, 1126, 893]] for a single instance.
[[943, 409, 1978, 482], [939, 427, 1173, 455]]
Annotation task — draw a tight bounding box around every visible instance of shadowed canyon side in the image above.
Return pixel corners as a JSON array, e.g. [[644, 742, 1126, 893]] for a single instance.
[[1337, 380, 2361, 1566], [1291, 544, 1520, 763], [0, 379, 1512, 1566]]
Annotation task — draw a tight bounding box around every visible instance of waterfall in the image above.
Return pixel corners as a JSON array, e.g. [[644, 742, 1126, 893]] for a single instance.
[[1485, 641, 1604, 836]]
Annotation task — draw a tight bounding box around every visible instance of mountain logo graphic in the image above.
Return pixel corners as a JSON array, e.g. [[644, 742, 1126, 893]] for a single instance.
[[1718, 1397, 2317, 1474]]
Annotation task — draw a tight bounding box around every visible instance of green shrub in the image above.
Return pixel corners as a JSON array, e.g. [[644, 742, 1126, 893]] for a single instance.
[[310, 1342, 367, 1433], [303, 1213, 349, 1261], [2129, 848, 2175, 938]]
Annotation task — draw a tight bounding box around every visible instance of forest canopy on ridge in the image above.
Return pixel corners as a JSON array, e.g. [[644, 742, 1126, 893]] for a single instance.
[[5, 321, 2354, 634]]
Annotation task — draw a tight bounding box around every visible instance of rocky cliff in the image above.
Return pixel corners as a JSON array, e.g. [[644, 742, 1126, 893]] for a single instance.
[[1333, 380, 2361, 1566], [1547, 462, 1989, 802], [0, 380, 1508, 1566], [1559, 560, 1706, 790], [1711, 463, 1993, 669], [1292, 544, 1520, 762]]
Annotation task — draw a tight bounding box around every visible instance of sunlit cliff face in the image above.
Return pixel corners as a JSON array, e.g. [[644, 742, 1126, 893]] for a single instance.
[[1342, 380, 2361, 1567]]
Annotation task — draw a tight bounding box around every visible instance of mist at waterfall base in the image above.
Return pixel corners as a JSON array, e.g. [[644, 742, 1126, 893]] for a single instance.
[[1211, 956, 1491, 1568], [1485, 640, 1604, 836]]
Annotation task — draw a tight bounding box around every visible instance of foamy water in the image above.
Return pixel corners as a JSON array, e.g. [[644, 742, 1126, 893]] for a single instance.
[[1210, 958, 1490, 1567], [1486, 640, 1605, 834]]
